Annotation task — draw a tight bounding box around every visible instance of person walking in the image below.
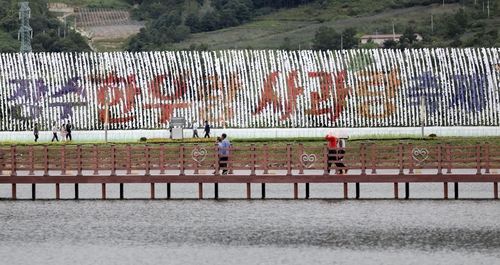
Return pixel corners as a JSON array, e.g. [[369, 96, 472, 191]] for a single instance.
[[51, 121, 59, 142], [192, 120, 199, 138], [325, 134, 346, 174], [203, 120, 210, 138], [220, 133, 232, 175], [60, 123, 67, 141], [65, 121, 72, 141], [34, 123, 39, 142]]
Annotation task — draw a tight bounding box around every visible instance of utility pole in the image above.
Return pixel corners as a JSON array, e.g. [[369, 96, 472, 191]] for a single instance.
[[488, 0, 490, 18], [18, 2, 32, 53], [392, 22, 395, 40]]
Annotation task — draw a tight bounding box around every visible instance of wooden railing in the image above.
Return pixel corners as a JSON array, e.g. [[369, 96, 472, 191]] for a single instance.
[[1, 142, 499, 176], [1, 143, 499, 200]]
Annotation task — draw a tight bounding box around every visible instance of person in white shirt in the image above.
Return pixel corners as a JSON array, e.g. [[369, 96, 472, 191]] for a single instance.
[[51, 121, 59, 142], [192, 120, 199, 138]]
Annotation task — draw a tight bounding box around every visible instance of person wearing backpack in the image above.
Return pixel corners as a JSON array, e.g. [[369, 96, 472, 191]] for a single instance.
[[325, 134, 347, 174]]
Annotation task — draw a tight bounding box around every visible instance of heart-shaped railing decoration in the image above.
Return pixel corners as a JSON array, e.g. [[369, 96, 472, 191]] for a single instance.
[[192, 148, 207, 164], [300, 153, 317, 168], [412, 148, 429, 165]]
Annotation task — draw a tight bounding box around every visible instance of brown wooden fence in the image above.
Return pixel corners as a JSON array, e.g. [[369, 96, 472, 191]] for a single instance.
[[1, 143, 499, 199], [1, 142, 499, 176]]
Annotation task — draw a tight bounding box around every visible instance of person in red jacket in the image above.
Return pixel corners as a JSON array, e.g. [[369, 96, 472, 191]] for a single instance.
[[325, 134, 347, 174]]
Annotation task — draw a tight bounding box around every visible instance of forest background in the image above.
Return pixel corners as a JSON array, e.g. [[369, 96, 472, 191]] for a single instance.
[[0, 0, 498, 53]]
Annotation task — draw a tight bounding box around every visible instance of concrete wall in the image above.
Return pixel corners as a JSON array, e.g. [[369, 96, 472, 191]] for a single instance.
[[1, 126, 499, 142]]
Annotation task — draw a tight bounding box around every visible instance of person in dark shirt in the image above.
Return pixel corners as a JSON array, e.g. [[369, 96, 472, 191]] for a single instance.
[[204, 120, 210, 138], [34, 123, 39, 142], [65, 121, 72, 141]]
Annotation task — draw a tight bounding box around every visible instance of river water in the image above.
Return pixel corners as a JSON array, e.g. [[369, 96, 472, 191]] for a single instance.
[[1, 183, 499, 264]]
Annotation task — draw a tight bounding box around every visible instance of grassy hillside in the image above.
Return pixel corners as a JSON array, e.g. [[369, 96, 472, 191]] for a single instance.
[[174, 2, 498, 50], [47, 0, 499, 51]]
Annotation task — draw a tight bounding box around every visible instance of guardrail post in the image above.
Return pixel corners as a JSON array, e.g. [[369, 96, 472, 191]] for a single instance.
[[485, 142, 490, 174], [198, 183, 203, 199], [75, 183, 79, 200], [494, 182, 498, 199], [31, 183, 36, 200], [10, 145, 17, 176], [93, 145, 99, 175], [263, 143, 269, 174], [12, 184, 16, 200], [444, 182, 448, 199], [214, 143, 219, 175], [193, 144, 199, 174], [250, 144, 256, 176], [77, 145, 83, 176], [323, 143, 329, 175], [286, 143, 292, 176], [151, 183, 155, 199], [476, 142, 481, 175], [247, 183, 251, 199], [299, 143, 304, 174], [29, 145, 34, 175], [305, 183, 309, 199], [343, 183, 348, 199], [55, 183, 60, 200], [126, 144, 132, 174], [102, 183, 106, 200], [0, 151, 3, 175], [179, 144, 185, 176], [408, 143, 414, 174], [145, 144, 151, 176], [110, 144, 116, 176], [120, 183, 124, 199], [61, 145, 66, 175], [261, 183, 266, 199], [160, 144, 165, 174], [405, 182, 410, 199], [294, 183, 298, 199], [370, 142, 376, 174], [394, 183, 398, 199], [214, 183, 218, 199], [454, 182, 459, 199], [446, 142, 452, 174], [167, 183, 171, 199], [398, 142, 404, 175], [43, 145, 49, 176], [355, 183, 360, 199], [360, 143, 366, 175], [437, 142, 443, 175]]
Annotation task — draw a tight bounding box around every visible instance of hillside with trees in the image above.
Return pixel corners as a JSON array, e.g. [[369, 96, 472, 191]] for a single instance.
[[123, 0, 500, 51], [0, 0, 91, 52], [0, 0, 499, 53]]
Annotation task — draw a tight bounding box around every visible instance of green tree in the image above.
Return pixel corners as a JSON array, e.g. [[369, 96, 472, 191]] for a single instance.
[[312, 26, 341, 51], [383, 39, 398, 49], [341, 27, 358, 49], [185, 13, 201, 33], [399, 26, 418, 45], [359, 38, 378, 49]]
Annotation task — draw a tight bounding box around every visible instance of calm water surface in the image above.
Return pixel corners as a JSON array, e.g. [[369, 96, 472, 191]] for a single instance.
[[1, 184, 499, 264]]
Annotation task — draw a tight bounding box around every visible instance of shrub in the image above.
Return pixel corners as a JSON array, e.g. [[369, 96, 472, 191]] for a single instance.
[[140, 137, 147, 142]]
